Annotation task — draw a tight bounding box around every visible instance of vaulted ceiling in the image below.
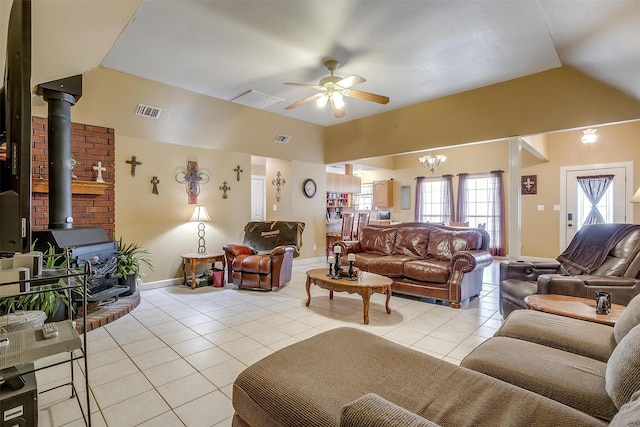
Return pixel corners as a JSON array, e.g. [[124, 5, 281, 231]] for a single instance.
[[12, 0, 640, 127]]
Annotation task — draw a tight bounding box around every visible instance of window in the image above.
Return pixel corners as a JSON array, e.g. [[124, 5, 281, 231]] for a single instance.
[[577, 184, 613, 227], [461, 174, 491, 228], [354, 183, 372, 211], [416, 176, 453, 224]]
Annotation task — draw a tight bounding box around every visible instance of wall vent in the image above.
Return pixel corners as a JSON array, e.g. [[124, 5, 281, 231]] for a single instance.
[[135, 104, 162, 119], [274, 134, 291, 144]]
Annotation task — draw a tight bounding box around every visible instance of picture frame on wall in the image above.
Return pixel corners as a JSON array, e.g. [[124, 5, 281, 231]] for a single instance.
[[521, 175, 537, 195], [401, 185, 411, 210]]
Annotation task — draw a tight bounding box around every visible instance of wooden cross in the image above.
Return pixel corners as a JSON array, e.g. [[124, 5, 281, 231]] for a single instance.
[[151, 176, 160, 194], [125, 155, 142, 177], [92, 161, 106, 183], [219, 181, 231, 199], [234, 165, 243, 181]]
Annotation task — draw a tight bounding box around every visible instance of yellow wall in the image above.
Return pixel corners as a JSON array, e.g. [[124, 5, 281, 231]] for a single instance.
[[520, 121, 640, 257], [324, 67, 640, 164]]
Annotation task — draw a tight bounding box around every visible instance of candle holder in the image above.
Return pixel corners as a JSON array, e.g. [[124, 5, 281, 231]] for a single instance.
[[327, 256, 335, 277], [333, 252, 341, 279], [347, 260, 357, 281]]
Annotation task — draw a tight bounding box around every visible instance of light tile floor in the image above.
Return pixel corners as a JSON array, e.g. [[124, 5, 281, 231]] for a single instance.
[[35, 259, 504, 427]]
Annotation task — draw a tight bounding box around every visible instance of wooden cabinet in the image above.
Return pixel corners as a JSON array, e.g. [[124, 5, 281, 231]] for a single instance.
[[326, 173, 361, 194], [373, 180, 393, 208]]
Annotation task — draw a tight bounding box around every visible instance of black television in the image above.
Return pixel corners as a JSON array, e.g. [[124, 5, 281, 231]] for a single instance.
[[0, 0, 32, 253]]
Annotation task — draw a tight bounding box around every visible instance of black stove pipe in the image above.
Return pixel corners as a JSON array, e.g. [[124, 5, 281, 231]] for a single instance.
[[36, 75, 82, 230]]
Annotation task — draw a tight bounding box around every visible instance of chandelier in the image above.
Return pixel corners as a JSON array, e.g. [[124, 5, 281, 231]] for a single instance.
[[419, 153, 447, 173]]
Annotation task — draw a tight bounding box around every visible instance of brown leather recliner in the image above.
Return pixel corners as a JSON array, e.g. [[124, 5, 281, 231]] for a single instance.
[[223, 221, 305, 291], [500, 223, 640, 318]]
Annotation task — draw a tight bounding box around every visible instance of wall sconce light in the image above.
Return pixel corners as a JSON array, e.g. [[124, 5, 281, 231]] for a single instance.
[[189, 205, 211, 253], [631, 188, 640, 204], [419, 153, 447, 174], [582, 128, 598, 144]]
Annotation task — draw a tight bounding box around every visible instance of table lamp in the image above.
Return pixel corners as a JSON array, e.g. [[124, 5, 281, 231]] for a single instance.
[[190, 205, 211, 253]]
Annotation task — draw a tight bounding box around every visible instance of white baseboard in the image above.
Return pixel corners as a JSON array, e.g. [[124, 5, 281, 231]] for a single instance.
[[140, 277, 183, 290]]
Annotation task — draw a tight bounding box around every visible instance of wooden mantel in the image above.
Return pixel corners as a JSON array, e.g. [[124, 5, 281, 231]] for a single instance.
[[32, 179, 110, 195]]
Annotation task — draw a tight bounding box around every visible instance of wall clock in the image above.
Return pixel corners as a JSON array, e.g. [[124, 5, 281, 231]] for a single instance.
[[302, 178, 317, 198]]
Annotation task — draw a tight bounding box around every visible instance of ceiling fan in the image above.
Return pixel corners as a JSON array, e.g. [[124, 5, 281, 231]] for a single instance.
[[284, 59, 389, 118]]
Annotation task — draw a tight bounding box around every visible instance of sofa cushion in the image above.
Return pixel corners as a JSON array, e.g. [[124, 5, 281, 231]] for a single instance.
[[341, 393, 441, 427], [613, 293, 640, 344], [593, 230, 640, 277], [360, 227, 398, 255], [461, 336, 616, 421], [404, 259, 450, 284], [367, 255, 418, 277], [609, 389, 640, 427], [495, 309, 616, 362], [393, 227, 429, 258], [427, 228, 480, 261], [606, 324, 640, 409]]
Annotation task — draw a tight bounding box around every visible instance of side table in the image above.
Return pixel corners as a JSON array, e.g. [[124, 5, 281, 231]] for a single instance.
[[525, 294, 625, 326], [181, 252, 226, 289]]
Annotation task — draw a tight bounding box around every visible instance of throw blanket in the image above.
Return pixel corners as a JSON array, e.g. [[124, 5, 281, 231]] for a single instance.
[[557, 223, 640, 275], [243, 221, 305, 257]]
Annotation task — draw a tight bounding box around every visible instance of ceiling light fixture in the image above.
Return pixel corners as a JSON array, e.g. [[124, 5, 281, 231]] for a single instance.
[[582, 128, 598, 144], [419, 153, 446, 173]]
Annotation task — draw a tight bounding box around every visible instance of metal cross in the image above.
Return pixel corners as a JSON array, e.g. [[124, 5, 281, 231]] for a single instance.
[[219, 181, 231, 199], [125, 155, 142, 177], [175, 161, 209, 204], [92, 161, 106, 183], [234, 165, 243, 181], [151, 176, 160, 194], [272, 171, 286, 202]]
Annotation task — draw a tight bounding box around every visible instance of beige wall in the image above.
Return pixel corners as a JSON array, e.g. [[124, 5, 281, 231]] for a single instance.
[[324, 67, 640, 164], [520, 121, 640, 258]]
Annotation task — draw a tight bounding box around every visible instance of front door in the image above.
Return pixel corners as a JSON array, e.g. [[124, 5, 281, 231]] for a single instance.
[[560, 162, 633, 251]]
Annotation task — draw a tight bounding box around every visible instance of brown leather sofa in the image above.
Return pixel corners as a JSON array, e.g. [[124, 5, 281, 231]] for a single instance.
[[500, 223, 640, 318], [336, 222, 492, 308], [223, 221, 304, 291]]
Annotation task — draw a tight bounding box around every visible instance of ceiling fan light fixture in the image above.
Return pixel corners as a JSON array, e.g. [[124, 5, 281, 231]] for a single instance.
[[316, 95, 328, 108], [332, 92, 345, 109]]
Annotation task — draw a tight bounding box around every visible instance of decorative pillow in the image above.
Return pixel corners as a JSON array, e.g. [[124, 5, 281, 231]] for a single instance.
[[360, 227, 398, 255], [614, 293, 640, 344], [609, 389, 640, 427], [341, 393, 441, 427], [393, 227, 429, 257], [606, 324, 640, 409]]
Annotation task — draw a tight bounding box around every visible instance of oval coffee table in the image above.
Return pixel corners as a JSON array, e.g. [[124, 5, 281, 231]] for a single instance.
[[305, 268, 392, 324]]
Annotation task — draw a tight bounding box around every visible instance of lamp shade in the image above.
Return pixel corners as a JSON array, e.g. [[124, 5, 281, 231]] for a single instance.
[[189, 205, 211, 222], [631, 188, 640, 203]]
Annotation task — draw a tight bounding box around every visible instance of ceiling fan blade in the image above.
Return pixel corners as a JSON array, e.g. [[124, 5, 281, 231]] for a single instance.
[[284, 93, 324, 110], [346, 89, 390, 105], [336, 75, 365, 89], [284, 82, 323, 89], [330, 97, 346, 118]]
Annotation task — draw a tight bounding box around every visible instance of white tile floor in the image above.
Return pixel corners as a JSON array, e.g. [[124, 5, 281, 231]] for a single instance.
[[35, 259, 503, 427]]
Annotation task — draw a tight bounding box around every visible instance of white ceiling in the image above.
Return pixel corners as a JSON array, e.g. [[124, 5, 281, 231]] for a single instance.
[[21, 0, 640, 128]]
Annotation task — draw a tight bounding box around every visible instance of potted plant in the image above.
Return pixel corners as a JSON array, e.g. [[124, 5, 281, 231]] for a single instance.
[[116, 237, 153, 296]]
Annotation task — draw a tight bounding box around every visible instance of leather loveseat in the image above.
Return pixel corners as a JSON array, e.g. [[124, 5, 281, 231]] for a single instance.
[[223, 221, 305, 291], [335, 222, 492, 308], [500, 223, 640, 318]]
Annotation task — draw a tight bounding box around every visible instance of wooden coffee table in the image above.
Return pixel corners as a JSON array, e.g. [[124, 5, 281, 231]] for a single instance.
[[525, 294, 625, 326], [305, 268, 392, 324]]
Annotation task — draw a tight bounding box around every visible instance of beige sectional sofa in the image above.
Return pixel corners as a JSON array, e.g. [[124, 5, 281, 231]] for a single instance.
[[231, 295, 640, 426]]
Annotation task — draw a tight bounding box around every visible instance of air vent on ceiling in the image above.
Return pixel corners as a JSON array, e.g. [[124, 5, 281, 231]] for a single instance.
[[135, 104, 162, 119], [274, 134, 291, 144], [231, 90, 284, 109]]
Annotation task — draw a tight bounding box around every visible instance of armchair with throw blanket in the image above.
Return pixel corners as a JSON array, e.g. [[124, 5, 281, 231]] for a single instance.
[[499, 223, 640, 318], [223, 221, 305, 291]]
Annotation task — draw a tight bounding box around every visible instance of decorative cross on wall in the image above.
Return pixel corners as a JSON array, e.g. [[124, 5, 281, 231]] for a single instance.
[[175, 160, 210, 204], [219, 181, 231, 199], [234, 165, 243, 181], [272, 171, 286, 202], [93, 162, 106, 183], [151, 176, 160, 195], [126, 155, 142, 177]]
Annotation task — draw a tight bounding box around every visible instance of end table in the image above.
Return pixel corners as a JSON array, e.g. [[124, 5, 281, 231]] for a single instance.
[[181, 252, 226, 289]]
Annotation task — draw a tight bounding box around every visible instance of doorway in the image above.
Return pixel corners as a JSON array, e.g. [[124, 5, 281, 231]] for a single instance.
[[560, 161, 633, 251], [251, 176, 266, 221]]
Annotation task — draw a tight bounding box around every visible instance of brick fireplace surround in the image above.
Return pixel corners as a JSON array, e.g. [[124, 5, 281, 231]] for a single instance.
[[31, 117, 136, 331]]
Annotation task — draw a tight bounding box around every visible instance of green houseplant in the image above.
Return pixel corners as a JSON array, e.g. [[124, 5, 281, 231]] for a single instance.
[[116, 237, 153, 295]]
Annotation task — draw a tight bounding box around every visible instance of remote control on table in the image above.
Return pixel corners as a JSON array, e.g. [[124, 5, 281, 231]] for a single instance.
[[42, 322, 59, 339]]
